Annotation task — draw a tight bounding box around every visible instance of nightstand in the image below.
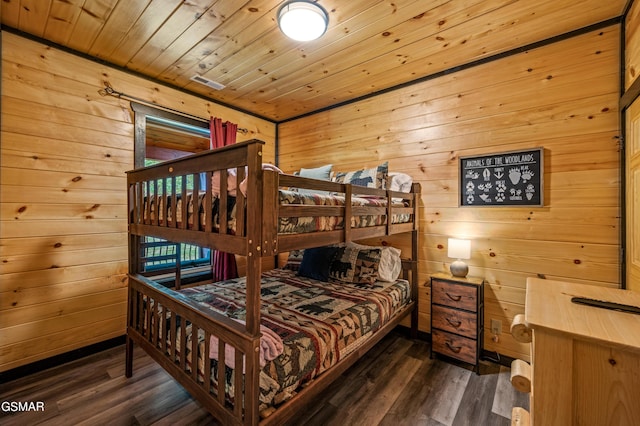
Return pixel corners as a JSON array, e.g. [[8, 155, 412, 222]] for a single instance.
[[430, 272, 484, 371]]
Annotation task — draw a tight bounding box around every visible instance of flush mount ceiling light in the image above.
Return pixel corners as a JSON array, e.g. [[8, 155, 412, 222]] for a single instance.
[[277, 1, 329, 42]]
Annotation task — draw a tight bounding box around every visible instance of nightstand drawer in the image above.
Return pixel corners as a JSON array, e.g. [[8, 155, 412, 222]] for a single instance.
[[432, 329, 477, 365], [431, 305, 477, 338], [431, 279, 478, 311]]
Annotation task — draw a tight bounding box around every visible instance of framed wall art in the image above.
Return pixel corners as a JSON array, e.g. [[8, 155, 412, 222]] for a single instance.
[[459, 148, 544, 207]]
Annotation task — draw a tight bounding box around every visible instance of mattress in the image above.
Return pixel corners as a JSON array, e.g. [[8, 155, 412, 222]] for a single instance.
[[169, 268, 411, 410]]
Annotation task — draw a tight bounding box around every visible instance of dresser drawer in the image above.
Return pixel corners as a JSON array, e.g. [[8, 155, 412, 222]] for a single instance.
[[431, 279, 478, 311], [432, 329, 477, 365], [431, 305, 477, 338]]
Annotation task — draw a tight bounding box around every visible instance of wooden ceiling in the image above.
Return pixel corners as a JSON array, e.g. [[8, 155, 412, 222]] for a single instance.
[[1, 0, 627, 122]]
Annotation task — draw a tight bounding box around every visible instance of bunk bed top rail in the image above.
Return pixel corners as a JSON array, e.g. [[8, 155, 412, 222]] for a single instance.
[[127, 139, 265, 256], [126, 139, 265, 180]]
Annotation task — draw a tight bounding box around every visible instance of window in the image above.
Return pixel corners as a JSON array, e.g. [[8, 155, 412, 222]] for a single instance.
[[131, 103, 212, 278]]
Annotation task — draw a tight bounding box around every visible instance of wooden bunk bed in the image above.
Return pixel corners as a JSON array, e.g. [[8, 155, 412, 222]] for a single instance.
[[125, 139, 420, 425]]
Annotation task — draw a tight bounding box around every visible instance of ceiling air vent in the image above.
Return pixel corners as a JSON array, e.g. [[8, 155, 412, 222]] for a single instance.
[[190, 74, 226, 90]]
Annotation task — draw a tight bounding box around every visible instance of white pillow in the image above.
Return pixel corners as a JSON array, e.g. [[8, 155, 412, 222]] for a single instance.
[[299, 164, 333, 180], [346, 242, 402, 282], [297, 164, 333, 196], [378, 246, 402, 282], [389, 172, 413, 193]]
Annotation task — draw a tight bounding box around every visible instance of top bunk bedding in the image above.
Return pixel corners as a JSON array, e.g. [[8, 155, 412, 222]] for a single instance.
[[127, 139, 420, 256], [142, 188, 412, 235]]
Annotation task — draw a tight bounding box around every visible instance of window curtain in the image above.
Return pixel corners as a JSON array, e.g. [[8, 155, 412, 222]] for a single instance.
[[210, 117, 239, 281]]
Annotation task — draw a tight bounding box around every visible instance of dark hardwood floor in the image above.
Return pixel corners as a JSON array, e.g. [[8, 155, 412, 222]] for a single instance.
[[0, 330, 528, 425]]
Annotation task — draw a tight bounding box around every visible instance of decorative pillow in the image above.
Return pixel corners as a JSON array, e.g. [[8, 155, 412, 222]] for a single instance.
[[296, 164, 333, 196], [345, 242, 401, 282], [388, 171, 413, 203], [298, 246, 340, 281], [378, 246, 402, 282], [389, 172, 413, 193], [283, 249, 304, 271], [299, 164, 333, 180], [334, 162, 388, 190], [329, 244, 382, 285]]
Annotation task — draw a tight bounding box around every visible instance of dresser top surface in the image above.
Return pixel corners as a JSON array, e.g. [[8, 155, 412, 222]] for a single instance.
[[431, 272, 484, 286], [525, 278, 640, 352]]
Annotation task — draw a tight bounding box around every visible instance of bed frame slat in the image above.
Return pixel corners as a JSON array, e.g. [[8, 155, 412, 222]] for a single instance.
[[205, 171, 213, 233], [160, 179, 166, 227], [161, 307, 168, 354], [191, 324, 198, 381], [203, 332, 212, 398], [170, 312, 177, 362], [236, 166, 246, 237], [234, 350, 243, 418], [181, 177, 187, 230], [171, 176, 177, 228], [217, 341, 226, 406], [192, 173, 200, 231], [179, 318, 187, 371], [220, 171, 228, 234], [152, 300, 159, 347]]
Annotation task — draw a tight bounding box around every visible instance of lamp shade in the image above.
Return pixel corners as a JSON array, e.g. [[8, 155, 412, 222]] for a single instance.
[[448, 238, 471, 260], [277, 1, 329, 41]]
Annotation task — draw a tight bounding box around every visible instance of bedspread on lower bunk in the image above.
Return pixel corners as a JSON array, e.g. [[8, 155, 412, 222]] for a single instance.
[[144, 189, 411, 234], [170, 267, 411, 411]]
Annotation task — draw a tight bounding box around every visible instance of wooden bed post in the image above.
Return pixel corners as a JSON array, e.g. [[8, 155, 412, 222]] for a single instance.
[[126, 181, 139, 378], [261, 170, 279, 256], [125, 299, 134, 378], [344, 183, 352, 243], [244, 141, 263, 337], [411, 183, 421, 339], [244, 141, 264, 425], [410, 229, 419, 339]]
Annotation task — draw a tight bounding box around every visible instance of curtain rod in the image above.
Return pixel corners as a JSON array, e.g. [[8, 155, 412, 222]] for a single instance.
[[98, 82, 249, 134]]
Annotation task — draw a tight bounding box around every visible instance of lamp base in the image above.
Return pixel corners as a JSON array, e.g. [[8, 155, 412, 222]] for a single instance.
[[450, 260, 468, 278]]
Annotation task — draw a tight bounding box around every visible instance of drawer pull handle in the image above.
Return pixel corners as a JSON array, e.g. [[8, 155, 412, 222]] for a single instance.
[[445, 342, 462, 353], [445, 292, 462, 302], [446, 318, 462, 328]]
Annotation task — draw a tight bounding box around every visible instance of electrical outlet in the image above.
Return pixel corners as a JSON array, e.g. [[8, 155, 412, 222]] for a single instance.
[[491, 319, 502, 335]]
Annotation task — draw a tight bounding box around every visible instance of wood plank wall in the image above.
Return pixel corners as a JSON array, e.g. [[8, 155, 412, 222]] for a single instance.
[[625, 0, 640, 91], [0, 31, 276, 373], [278, 26, 622, 361], [625, 1, 640, 293]]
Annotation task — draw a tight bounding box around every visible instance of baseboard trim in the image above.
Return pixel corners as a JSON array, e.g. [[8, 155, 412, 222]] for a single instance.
[[482, 349, 517, 368], [0, 336, 125, 384]]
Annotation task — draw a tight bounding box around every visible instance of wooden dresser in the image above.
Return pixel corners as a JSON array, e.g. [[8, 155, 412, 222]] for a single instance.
[[511, 278, 640, 426], [430, 272, 484, 371]]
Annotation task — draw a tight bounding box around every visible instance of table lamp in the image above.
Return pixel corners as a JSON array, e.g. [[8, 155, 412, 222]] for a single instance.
[[448, 238, 471, 278]]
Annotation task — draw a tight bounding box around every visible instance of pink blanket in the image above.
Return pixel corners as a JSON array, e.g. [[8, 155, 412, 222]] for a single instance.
[[209, 319, 284, 371]]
